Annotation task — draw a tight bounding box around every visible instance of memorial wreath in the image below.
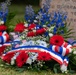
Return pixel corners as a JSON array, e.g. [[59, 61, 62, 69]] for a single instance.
[[0, 0, 76, 73]]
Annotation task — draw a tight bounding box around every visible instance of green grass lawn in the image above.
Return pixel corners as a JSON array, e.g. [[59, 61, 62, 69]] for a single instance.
[[0, 68, 64, 75], [0, 67, 59, 75]]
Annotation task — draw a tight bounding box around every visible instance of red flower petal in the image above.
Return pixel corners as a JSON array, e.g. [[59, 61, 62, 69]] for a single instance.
[[2, 52, 15, 64], [14, 23, 26, 32], [50, 35, 64, 46], [28, 23, 36, 30], [16, 51, 28, 67], [36, 28, 46, 35], [37, 52, 51, 61], [0, 25, 7, 31]]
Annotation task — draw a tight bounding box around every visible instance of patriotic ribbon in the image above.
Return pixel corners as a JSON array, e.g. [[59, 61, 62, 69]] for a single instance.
[[0, 31, 9, 44], [49, 45, 72, 56], [49, 42, 72, 56], [0, 31, 9, 56], [2, 45, 69, 66], [48, 42, 72, 72]]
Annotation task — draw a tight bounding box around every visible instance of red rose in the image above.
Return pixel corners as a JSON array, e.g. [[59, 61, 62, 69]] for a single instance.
[[14, 23, 26, 32], [16, 51, 28, 67], [0, 25, 7, 31], [37, 52, 51, 61], [50, 35, 64, 46], [2, 52, 15, 64]]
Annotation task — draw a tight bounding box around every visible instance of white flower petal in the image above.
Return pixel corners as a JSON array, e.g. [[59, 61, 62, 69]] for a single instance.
[[49, 33, 53, 37], [26, 58, 32, 65], [60, 64, 67, 73]]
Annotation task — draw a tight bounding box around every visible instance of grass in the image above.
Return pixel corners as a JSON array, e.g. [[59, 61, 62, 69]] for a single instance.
[[0, 59, 65, 75], [0, 65, 76, 75], [0, 68, 64, 75]]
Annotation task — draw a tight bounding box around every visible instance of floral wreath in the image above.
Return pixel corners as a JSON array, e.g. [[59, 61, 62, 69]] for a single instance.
[[0, 0, 75, 73]]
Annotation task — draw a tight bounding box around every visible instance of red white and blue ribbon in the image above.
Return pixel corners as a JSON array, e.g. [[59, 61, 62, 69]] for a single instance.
[[49, 45, 72, 56], [0, 31, 9, 45], [1, 45, 69, 66], [49, 42, 72, 56]]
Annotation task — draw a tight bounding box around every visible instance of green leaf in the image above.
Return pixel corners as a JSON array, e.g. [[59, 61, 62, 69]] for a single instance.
[[15, 67, 25, 73], [53, 67, 57, 74], [69, 70, 75, 74], [6, 12, 16, 24], [4, 12, 16, 32], [53, 64, 60, 73]]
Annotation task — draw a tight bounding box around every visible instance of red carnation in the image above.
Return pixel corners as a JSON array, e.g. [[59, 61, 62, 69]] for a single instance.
[[37, 52, 51, 61], [50, 35, 64, 46], [14, 23, 26, 32], [2, 52, 15, 64], [28, 23, 36, 30], [27, 31, 36, 37], [0, 25, 7, 31], [16, 51, 28, 67]]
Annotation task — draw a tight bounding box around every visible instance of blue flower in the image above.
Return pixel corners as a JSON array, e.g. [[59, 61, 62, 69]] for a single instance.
[[61, 23, 64, 27], [25, 5, 35, 23], [42, 0, 51, 12], [44, 32, 49, 37], [0, 1, 9, 22], [53, 27, 57, 34], [63, 15, 67, 20], [50, 11, 68, 34]]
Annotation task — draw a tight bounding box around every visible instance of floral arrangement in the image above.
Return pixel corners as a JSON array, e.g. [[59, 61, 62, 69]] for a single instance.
[[0, 0, 76, 74], [0, 0, 10, 56]]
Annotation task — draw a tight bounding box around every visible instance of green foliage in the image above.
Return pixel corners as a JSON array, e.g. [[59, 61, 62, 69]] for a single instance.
[[56, 22, 74, 40], [69, 50, 76, 70], [5, 12, 16, 32], [53, 64, 61, 73]]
